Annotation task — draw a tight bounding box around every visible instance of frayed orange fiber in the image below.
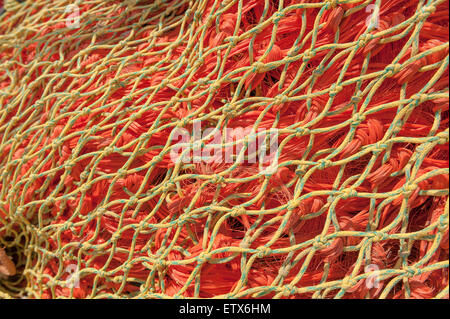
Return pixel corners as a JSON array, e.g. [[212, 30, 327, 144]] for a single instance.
[[0, 0, 448, 299]]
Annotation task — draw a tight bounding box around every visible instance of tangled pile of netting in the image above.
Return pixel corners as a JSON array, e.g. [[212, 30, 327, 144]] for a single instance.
[[0, 0, 448, 299]]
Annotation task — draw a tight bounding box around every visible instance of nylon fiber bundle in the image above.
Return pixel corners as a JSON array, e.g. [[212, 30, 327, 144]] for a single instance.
[[0, 0, 448, 299]]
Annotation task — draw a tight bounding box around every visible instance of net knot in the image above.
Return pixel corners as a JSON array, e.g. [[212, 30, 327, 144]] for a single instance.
[[1, 60, 13, 69], [117, 169, 127, 178], [69, 91, 80, 100], [274, 94, 289, 105], [153, 154, 164, 163], [341, 187, 357, 200], [102, 146, 115, 156], [418, 5, 435, 21], [35, 99, 45, 108], [128, 196, 138, 206], [10, 116, 19, 125], [15, 206, 24, 216], [402, 183, 418, 197], [282, 284, 297, 296], [253, 61, 268, 73], [6, 189, 14, 201], [239, 238, 250, 249], [212, 175, 225, 184], [211, 82, 221, 91], [198, 77, 209, 85], [177, 214, 190, 226], [160, 78, 169, 87], [302, 49, 316, 62], [65, 162, 75, 170], [51, 139, 62, 150], [194, 10, 203, 21], [411, 93, 428, 105], [295, 127, 310, 137], [372, 142, 388, 154], [273, 11, 285, 24], [45, 197, 56, 206], [226, 36, 240, 46], [54, 60, 65, 69], [398, 250, 411, 258], [341, 276, 357, 290], [404, 266, 421, 278], [22, 75, 31, 84], [295, 166, 306, 176], [326, 0, 340, 9], [385, 63, 402, 77], [129, 113, 141, 121], [178, 118, 190, 127], [313, 65, 325, 77], [256, 246, 272, 258], [12, 134, 22, 145], [80, 107, 92, 116], [223, 104, 238, 117], [278, 265, 290, 277], [351, 113, 365, 127], [350, 94, 362, 104], [118, 40, 128, 49], [313, 235, 328, 249], [62, 221, 73, 231], [317, 159, 333, 170], [196, 252, 210, 264], [80, 184, 91, 193], [437, 215, 448, 232], [436, 131, 449, 145], [80, 171, 89, 181], [155, 259, 167, 272], [149, 66, 158, 74], [231, 206, 246, 217], [97, 207, 107, 216], [372, 231, 389, 241], [329, 83, 343, 97], [161, 181, 175, 193], [90, 125, 100, 135], [356, 33, 372, 48], [287, 199, 300, 210], [194, 56, 205, 67]]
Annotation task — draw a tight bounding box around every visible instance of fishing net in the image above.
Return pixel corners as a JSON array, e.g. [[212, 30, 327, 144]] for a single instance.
[[0, 0, 448, 299]]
